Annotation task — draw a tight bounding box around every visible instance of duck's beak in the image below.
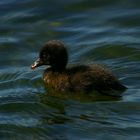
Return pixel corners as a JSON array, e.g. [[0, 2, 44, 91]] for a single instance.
[[31, 58, 44, 70]]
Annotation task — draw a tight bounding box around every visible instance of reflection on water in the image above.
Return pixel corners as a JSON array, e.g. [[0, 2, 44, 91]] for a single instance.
[[0, 0, 140, 139]]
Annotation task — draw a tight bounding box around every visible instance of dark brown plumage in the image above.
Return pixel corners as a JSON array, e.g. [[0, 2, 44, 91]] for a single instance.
[[31, 40, 126, 96]]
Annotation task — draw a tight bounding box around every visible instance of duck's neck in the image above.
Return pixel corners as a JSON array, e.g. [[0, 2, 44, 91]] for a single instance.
[[49, 65, 66, 73]]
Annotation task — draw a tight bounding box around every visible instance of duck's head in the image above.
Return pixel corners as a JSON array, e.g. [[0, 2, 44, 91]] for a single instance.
[[31, 40, 68, 71]]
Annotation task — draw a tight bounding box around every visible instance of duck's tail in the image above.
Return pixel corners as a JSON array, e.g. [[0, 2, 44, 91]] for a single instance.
[[113, 81, 127, 91], [97, 81, 127, 97]]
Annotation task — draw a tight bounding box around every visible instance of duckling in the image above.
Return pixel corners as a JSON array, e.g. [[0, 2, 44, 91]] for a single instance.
[[31, 40, 126, 95]]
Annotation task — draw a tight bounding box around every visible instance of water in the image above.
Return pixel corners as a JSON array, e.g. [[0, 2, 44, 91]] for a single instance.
[[0, 0, 140, 139]]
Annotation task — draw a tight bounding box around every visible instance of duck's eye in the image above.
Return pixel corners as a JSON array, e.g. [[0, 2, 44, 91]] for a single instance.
[[43, 54, 46, 58], [40, 51, 50, 63], [41, 52, 47, 59], [42, 52, 50, 62]]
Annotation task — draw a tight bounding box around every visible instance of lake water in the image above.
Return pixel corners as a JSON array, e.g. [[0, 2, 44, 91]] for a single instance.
[[0, 0, 140, 140]]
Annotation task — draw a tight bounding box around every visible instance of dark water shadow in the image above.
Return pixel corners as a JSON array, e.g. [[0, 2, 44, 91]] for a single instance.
[[39, 88, 122, 103]]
